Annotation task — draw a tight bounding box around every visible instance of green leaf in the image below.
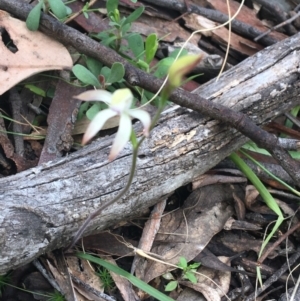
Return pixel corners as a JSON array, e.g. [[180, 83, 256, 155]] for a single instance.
[[140, 93, 148, 105], [26, 0, 43, 31], [154, 57, 174, 78], [184, 271, 197, 284], [77, 253, 175, 301], [100, 66, 111, 82], [66, 6, 72, 15], [106, 0, 119, 15], [169, 48, 188, 59], [121, 23, 131, 35], [72, 65, 100, 87], [137, 59, 149, 71], [164, 281, 178, 292], [48, 0, 68, 19], [101, 35, 118, 47], [188, 262, 201, 269], [86, 102, 102, 120], [145, 33, 158, 64], [106, 62, 125, 84], [178, 257, 187, 269], [86, 57, 103, 77], [24, 84, 46, 97], [78, 102, 90, 120], [127, 33, 144, 59], [123, 6, 144, 25]]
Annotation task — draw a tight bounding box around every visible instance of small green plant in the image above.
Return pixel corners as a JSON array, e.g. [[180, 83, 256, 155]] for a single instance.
[[26, 0, 71, 31], [97, 267, 115, 291], [72, 56, 126, 121], [93, 0, 144, 51], [78, 253, 176, 301], [81, 2, 104, 19], [71, 0, 196, 118], [164, 257, 201, 292], [46, 290, 66, 301]]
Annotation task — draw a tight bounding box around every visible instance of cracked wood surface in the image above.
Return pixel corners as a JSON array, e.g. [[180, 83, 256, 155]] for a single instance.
[[0, 33, 300, 273]]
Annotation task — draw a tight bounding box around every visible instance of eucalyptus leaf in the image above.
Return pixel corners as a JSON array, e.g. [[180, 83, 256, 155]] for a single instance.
[[48, 0, 68, 19], [72, 65, 100, 87], [26, 0, 43, 31], [106, 62, 125, 84]]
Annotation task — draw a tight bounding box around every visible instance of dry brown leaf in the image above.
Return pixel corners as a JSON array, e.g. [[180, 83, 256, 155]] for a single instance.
[[66, 256, 104, 301], [0, 10, 72, 95], [142, 185, 235, 283]]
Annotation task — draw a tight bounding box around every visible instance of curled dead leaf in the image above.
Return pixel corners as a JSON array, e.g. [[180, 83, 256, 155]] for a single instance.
[[0, 10, 72, 95]]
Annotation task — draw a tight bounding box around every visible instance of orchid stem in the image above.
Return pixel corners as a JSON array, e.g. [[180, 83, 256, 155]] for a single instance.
[[65, 145, 138, 251], [65, 96, 167, 251]]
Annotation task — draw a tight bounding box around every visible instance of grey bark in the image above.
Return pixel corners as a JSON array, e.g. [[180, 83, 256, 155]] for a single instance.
[[1, 33, 300, 273]]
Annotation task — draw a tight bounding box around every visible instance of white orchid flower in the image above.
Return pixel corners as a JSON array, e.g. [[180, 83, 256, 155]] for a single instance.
[[75, 88, 151, 161]]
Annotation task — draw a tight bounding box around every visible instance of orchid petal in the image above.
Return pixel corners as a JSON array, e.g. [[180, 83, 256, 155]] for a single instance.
[[74, 90, 113, 104], [129, 109, 151, 136], [110, 88, 133, 112], [109, 114, 132, 161], [82, 109, 117, 145]]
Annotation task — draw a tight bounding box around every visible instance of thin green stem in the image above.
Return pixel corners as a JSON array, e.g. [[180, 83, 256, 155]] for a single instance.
[[66, 93, 168, 251], [65, 145, 139, 251]]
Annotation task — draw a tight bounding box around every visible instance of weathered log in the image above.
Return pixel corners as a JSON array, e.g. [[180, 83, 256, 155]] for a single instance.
[[0, 30, 300, 273]]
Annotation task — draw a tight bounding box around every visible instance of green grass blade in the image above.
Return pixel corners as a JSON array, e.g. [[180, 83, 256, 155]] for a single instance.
[[239, 149, 300, 197], [229, 152, 283, 217], [230, 152, 284, 285], [77, 253, 175, 301]]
